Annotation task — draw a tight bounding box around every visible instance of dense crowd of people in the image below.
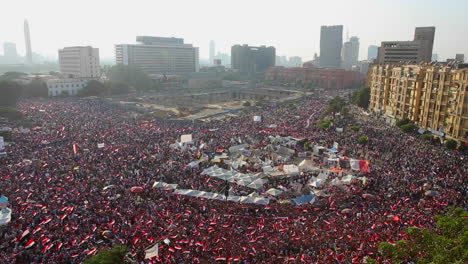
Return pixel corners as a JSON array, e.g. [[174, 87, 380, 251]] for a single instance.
[[0, 93, 466, 263]]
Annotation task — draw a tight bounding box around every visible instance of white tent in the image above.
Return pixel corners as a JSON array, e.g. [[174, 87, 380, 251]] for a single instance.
[[247, 178, 267, 190], [0, 208, 11, 225], [283, 164, 299, 175], [266, 188, 283, 196]]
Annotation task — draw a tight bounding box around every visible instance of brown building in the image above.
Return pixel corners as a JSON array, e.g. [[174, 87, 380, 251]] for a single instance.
[[368, 64, 468, 143], [266, 66, 365, 90]]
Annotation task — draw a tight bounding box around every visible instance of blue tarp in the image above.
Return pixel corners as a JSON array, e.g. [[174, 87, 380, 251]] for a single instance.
[[291, 194, 315, 205], [0, 196, 8, 203], [329, 148, 338, 153]]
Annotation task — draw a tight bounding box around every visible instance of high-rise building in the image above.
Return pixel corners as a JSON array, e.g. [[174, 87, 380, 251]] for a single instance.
[[368, 64, 468, 143], [59, 46, 100, 78], [115, 36, 199, 75], [413, 27, 436, 63], [3, 42, 18, 63], [432, 54, 439, 61], [367, 45, 379, 60], [319, 25, 343, 68], [342, 36, 360, 70], [231, 44, 275, 74], [455, 54, 465, 63], [377, 27, 435, 64], [24, 19, 33, 64], [209, 40, 215, 64]]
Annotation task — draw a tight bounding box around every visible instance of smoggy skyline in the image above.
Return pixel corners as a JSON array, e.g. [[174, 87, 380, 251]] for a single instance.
[[1, 0, 467, 62]]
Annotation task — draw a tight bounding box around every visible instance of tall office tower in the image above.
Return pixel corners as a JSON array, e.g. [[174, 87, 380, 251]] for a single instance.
[[209, 40, 215, 64], [377, 26, 435, 64], [3, 42, 18, 62], [116, 36, 199, 75], [231, 44, 275, 74], [367, 45, 379, 60], [455, 54, 464, 63], [319, 25, 343, 68], [59, 46, 100, 78], [342, 36, 360, 70], [24, 19, 33, 64], [413, 27, 436, 63]]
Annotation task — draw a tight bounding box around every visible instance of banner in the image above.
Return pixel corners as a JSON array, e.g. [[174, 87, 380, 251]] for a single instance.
[[180, 134, 193, 143], [350, 159, 360, 171], [145, 243, 159, 259], [253, 116, 262, 122], [333, 142, 339, 150], [97, 143, 105, 149]]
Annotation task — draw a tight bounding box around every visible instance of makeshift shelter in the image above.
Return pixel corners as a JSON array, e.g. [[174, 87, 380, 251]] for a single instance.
[[291, 194, 316, 205], [283, 164, 299, 175]]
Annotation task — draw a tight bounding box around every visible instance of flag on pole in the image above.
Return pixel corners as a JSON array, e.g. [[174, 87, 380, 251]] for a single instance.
[[73, 143, 78, 154], [145, 243, 159, 259]]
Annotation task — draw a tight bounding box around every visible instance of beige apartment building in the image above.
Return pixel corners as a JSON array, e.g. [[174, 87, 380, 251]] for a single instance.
[[59, 46, 100, 78], [368, 64, 468, 143]]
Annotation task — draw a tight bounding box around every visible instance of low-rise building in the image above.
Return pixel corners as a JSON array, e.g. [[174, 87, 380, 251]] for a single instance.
[[368, 64, 468, 143], [46, 78, 88, 96], [265, 66, 365, 90]]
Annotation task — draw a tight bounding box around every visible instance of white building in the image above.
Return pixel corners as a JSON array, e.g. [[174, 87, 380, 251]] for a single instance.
[[342, 36, 359, 70], [58, 46, 100, 78], [46, 79, 88, 96], [115, 36, 199, 75]]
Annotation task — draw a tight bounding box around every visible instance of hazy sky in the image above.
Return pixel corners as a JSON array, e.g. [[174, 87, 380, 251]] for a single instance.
[[1, 0, 467, 62]]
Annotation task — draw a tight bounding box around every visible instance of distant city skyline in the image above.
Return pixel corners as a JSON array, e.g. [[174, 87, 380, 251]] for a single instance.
[[1, 0, 467, 62]]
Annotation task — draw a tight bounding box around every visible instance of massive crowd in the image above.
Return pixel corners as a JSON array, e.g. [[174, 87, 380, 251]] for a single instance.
[[0, 93, 466, 263]]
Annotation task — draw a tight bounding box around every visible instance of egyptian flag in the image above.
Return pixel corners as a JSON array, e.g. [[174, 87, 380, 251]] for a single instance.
[[17, 229, 30, 242], [73, 143, 79, 154], [24, 239, 35, 249]]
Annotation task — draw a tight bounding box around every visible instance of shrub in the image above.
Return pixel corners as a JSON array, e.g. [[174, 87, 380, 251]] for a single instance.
[[350, 126, 360, 132], [358, 136, 369, 144], [400, 123, 415, 133], [242, 101, 251, 107], [445, 139, 458, 150], [317, 120, 332, 129], [396, 118, 411, 127], [421, 134, 434, 141], [84, 245, 129, 264], [0, 131, 13, 141]]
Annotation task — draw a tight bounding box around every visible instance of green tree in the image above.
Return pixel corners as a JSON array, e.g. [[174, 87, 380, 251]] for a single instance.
[[0, 106, 23, 120], [375, 207, 467, 264], [326, 96, 346, 115], [400, 123, 415, 133], [79, 80, 106, 97], [107, 64, 152, 91], [242, 101, 251, 107], [84, 245, 129, 264], [0, 72, 27, 81], [353, 87, 371, 108], [106, 81, 131, 95], [23, 77, 48, 98], [350, 126, 361, 132], [358, 136, 369, 144], [0, 81, 23, 107], [445, 139, 458, 150]]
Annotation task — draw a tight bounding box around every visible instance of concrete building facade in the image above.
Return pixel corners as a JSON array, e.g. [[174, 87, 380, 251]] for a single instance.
[[115, 36, 199, 75], [342, 36, 360, 70], [265, 66, 365, 90], [368, 64, 468, 143], [46, 78, 88, 96], [209, 40, 215, 64], [231, 45, 275, 74], [319, 25, 343, 68], [59, 46, 100, 78], [455, 54, 465, 63], [377, 27, 435, 64]]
